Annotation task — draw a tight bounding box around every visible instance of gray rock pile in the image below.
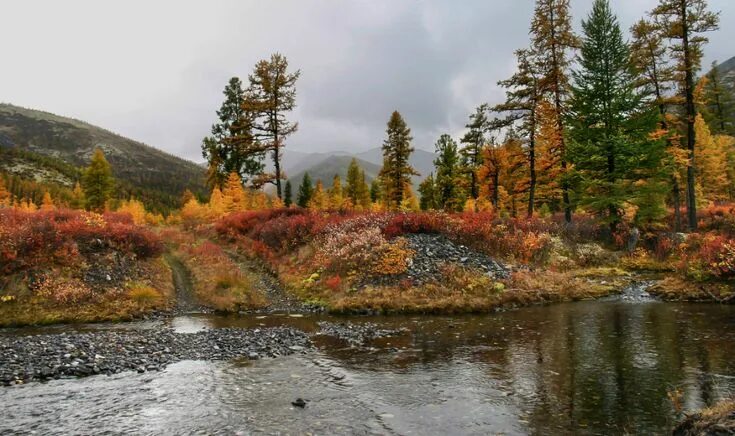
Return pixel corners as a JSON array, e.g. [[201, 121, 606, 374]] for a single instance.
[[0, 327, 311, 386]]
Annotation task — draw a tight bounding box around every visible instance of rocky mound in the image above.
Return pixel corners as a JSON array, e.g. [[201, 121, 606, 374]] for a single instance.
[[402, 233, 508, 283], [0, 327, 311, 385], [316, 321, 407, 346]]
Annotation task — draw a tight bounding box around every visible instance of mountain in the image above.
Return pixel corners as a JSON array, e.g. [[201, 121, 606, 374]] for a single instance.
[[272, 146, 437, 191], [0, 103, 206, 212], [286, 155, 382, 189]]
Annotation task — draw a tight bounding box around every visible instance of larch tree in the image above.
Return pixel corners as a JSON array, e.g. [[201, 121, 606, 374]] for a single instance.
[[531, 0, 579, 223], [202, 77, 265, 189], [222, 172, 248, 212], [631, 18, 686, 231], [296, 172, 313, 208], [81, 148, 115, 212], [345, 158, 362, 206], [651, 0, 719, 230], [369, 179, 381, 204], [379, 111, 418, 210], [433, 134, 463, 211], [0, 178, 11, 207], [329, 175, 344, 210], [568, 0, 665, 233], [308, 180, 327, 210], [245, 53, 300, 199], [460, 104, 489, 200], [694, 114, 731, 202], [494, 49, 542, 217]]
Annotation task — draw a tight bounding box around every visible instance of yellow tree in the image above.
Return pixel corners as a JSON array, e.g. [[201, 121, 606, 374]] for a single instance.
[[329, 175, 345, 210], [694, 114, 731, 202], [0, 178, 11, 207], [222, 172, 248, 212], [208, 187, 226, 218], [117, 198, 147, 224], [399, 183, 420, 211], [308, 180, 328, 210], [40, 192, 55, 211]]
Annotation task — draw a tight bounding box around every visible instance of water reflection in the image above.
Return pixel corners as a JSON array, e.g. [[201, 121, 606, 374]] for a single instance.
[[2, 301, 734, 435]]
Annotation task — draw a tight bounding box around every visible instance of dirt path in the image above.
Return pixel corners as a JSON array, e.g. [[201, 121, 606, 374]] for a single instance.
[[164, 253, 206, 314], [223, 248, 311, 314]]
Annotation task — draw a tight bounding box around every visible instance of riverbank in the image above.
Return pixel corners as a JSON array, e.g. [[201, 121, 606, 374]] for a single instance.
[[674, 399, 735, 435]]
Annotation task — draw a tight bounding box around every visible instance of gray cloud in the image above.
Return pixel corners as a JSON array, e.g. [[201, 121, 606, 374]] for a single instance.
[[1, 0, 733, 161]]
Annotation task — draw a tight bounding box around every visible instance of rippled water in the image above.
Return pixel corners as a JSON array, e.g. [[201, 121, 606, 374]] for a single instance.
[[3, 300, 735, 435]]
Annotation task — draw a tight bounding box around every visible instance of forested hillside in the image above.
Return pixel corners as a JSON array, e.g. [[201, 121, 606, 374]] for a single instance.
[[0, 104, 206, 212]]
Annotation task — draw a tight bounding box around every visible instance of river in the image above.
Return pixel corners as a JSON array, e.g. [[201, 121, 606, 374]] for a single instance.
[[2, 299, 734, 435]]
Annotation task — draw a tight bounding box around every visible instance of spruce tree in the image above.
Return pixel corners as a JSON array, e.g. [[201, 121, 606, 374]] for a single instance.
[[246, 53, 300, 199], [379, 111, 418, 209], [460, 105, 488, 200], [531, 0, 579, 223], [284, 180, 293, 207], [418, 173, 438, 210], [369, 179, 381, 204], [702, 61, 734, 135], [651, 0, 719, 230], [433, 134, 463, 211], [569, 0, 665, 233], [345, 158, 362, 205], [296, 172, 313, 208], [82, 148, 115, 212], [202, 77, 264, 188]]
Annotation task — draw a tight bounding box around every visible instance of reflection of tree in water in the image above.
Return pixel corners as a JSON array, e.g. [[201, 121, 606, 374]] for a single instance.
[[274, 303, 735, 434]]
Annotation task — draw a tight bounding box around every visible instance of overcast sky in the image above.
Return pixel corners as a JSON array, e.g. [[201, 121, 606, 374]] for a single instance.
[[1, 0, 733, 161]]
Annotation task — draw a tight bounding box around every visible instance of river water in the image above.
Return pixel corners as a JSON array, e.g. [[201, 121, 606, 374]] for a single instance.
[[2, 299, 735, 435]]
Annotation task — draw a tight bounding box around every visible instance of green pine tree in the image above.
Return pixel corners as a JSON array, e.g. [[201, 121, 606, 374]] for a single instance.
[[460, 105, 488, 200], [296, 172, 313, 208], [82, 148, 115, 212], [379, 111, 419, 210], [418, 173, 438, 210], [568, 0, 666, 232], [201, 77, 264, 188], [433, 134, 463, 211], [369, 179, 381, 204], [284, 180, 293, 207], [345, 158, 362, 205]]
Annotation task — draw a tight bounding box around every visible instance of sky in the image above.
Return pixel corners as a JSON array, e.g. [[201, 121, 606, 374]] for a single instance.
[[1, 0, 733, 161]]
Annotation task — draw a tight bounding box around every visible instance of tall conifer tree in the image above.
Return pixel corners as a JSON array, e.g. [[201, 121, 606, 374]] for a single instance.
[[379, 111, 418, 210]]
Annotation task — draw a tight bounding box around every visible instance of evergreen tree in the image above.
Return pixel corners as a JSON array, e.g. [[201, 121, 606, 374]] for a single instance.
[[296, 172, 313, 208], [245, 53, 301, 199], [701, 61, 734, 134], [369, 179, 381, 203], [418, 173, 438, 210], [356, 170, 372, 210], [433, 134, 463, 211], [460, 105, 488, 199], [284, 180, 293, 207], [651, 0, 719, 230], [531, 0, 579, 223], [345, 158, 362, 205], [494, 49, 542, 217], [568, 0, 665, 232], [379, 111, 418, 209], [82, 148, 115, 212], [202, 77, 264, 188]]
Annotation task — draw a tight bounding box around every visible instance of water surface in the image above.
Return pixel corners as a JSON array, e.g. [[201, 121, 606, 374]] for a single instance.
[[2, 300, 734, 435]]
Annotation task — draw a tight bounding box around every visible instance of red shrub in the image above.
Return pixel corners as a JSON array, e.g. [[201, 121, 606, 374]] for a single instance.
[[324, 275, 342, 292], [0, 208, 163, 275], [697, 204, 735, 237], [383, 212, 448, 238], [679, 232, 735, 279]]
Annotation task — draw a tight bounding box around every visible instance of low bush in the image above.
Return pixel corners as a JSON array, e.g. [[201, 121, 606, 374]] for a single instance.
[[127, 283, 162, 304], [0, 209, 163, 275]]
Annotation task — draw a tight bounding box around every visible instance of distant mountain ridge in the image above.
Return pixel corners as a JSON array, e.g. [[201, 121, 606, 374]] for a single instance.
[[273, 146, 437, 189], [0, 103, 206, 212]]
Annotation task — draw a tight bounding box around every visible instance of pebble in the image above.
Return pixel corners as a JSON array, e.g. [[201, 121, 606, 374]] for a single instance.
[[0, 327, 311, 386]]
